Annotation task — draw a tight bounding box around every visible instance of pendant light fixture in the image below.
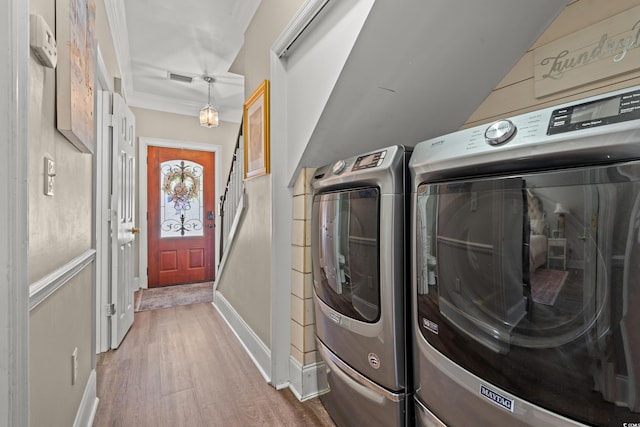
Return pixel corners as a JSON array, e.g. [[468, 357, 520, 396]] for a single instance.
[[199, 76, 219, 128]]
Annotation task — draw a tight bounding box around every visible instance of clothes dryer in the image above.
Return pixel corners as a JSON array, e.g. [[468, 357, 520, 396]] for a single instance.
[[311, 145, 412, 427]]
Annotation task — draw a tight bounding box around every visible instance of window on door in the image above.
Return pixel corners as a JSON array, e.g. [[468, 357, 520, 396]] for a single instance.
[[160, 159, 204, 238]]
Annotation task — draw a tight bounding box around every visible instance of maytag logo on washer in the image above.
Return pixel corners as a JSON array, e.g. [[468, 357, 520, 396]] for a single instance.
[[422, 317, 439, 334], [329, 312, 340, 323], [480, 385, 514, 412], [368, 353, 381, 369]]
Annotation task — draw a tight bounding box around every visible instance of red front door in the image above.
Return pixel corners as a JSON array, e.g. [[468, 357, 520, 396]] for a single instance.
[[147, 146, 216, 287]]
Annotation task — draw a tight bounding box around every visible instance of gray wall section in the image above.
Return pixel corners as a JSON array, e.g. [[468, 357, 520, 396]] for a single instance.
[[29, 267, 94, 427], [27, 0, 117, 424]]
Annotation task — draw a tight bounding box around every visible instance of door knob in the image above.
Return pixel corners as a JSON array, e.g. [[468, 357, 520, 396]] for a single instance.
[[130, 227, 141, 234]]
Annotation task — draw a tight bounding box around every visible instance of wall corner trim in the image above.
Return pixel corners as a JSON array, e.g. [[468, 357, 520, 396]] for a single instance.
[[272, 0, 333, 58], [29, 249, 96, 311], [73, 369, 99, 427], [288, 357, 327, 401], [212, 291, 272, 383]]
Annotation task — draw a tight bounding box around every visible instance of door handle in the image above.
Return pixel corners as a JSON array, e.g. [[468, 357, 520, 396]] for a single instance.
[[130, 227, 141, 234]]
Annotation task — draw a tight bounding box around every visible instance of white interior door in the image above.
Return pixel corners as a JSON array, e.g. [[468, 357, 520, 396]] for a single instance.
[[110, 93, 136, 349]]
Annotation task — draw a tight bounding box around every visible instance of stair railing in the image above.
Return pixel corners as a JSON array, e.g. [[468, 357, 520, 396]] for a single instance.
[[218, 127, 246, 272]]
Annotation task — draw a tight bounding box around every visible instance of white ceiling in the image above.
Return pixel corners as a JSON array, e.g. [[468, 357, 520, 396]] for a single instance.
[[106, 0, 569, 171], [106, 0, 261, 123]]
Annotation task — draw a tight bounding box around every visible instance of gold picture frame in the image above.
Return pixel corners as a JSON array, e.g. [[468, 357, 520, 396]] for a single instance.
[[243, 80, 270, 180]]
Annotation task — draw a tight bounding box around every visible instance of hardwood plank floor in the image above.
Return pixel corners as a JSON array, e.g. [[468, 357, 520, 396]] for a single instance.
[[94, 302, 336, 427]]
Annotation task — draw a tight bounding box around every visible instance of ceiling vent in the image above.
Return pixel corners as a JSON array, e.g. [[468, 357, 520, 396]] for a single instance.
[[167, 72, 193, 84]]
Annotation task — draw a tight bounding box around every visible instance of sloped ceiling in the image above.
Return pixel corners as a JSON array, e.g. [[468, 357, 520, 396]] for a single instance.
[[298, 0, 569, 168]]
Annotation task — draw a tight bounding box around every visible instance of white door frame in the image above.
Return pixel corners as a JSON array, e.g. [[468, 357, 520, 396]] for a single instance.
[[94, 45, 114, 354], [1, 0, 29, 423], [138, 137, 222, 289]]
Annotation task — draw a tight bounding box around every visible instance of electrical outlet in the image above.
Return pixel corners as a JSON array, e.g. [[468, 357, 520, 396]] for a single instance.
[[44, 157, 55, 196], [71, 347, 78, 386]]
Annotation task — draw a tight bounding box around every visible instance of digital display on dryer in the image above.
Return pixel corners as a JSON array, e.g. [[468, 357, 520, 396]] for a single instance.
[[352, 150, 386, 171], [548, 88, 640, 134]]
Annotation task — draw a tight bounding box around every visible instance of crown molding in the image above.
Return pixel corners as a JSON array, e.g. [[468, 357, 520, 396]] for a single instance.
[[128, 90, 243, 123], [104, 0, 134, 100]]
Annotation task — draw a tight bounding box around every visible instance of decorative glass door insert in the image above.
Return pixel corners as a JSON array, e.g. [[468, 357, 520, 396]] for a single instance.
[[160, 159, 204, 237]]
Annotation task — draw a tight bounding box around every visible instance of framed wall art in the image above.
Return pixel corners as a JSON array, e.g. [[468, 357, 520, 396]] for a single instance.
[[56, 0, 96, 154], [243, 80, 270, 180]]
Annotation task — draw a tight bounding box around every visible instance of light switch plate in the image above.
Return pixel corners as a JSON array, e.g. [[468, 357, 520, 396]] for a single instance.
[[44, 157, 55, 196], [29, 14, 57, 69]]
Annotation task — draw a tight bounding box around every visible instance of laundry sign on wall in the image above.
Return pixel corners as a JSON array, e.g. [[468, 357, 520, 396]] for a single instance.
[[533, 5, 640, 98]]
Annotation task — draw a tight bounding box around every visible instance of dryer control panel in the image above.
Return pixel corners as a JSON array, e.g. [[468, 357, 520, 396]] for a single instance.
[[352, 150, 387, 171]]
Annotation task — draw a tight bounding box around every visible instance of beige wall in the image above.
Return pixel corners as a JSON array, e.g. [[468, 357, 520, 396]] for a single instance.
[[217, 0, 304, 349], [94, 0, 120, 81], [132, 107, 240, 182], [132, 107, 240, 281], [218, 175, 273, 346], [28, 0, 120, 425], [465, 0, 640, 127], [239, 0, 304, 97], [28, 0, 93, 284]]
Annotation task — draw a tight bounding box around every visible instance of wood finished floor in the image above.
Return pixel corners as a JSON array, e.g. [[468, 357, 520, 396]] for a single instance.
[[94, 302, 336, 427]]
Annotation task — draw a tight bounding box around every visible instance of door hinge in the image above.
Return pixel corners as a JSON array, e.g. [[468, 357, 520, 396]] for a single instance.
[[106, 113, 115, 127], [103, 209, 113, 222], [105, 303, 116, 317]]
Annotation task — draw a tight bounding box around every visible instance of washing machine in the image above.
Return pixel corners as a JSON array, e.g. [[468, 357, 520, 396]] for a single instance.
[[410, 86, 640, 426], [311, 145, 412, 427]]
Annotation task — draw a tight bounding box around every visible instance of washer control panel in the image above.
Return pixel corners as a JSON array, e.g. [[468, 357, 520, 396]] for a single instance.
[[410, 84, 640, 179], [332, 159, 346, 175], [484, 119, 517, 145], [547, 87, 640, 134]]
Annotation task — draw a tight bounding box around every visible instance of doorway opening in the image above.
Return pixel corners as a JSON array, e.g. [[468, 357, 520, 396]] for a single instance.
[[138, 138, 223, 291], [147, 146, 216, 287]]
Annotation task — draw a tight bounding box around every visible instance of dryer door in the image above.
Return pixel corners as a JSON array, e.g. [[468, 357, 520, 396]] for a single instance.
[[312, 187, 380, 323]]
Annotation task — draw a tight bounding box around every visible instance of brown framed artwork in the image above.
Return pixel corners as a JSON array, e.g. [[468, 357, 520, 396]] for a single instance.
[[243, 80, 270, 180], [56, 0, 96, 154]]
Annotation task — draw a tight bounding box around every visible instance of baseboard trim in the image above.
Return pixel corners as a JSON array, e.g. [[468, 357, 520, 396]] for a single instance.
[[288, 357, 327, 401], [212, 291, 272, 383], [73, 369, 99, 427]]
